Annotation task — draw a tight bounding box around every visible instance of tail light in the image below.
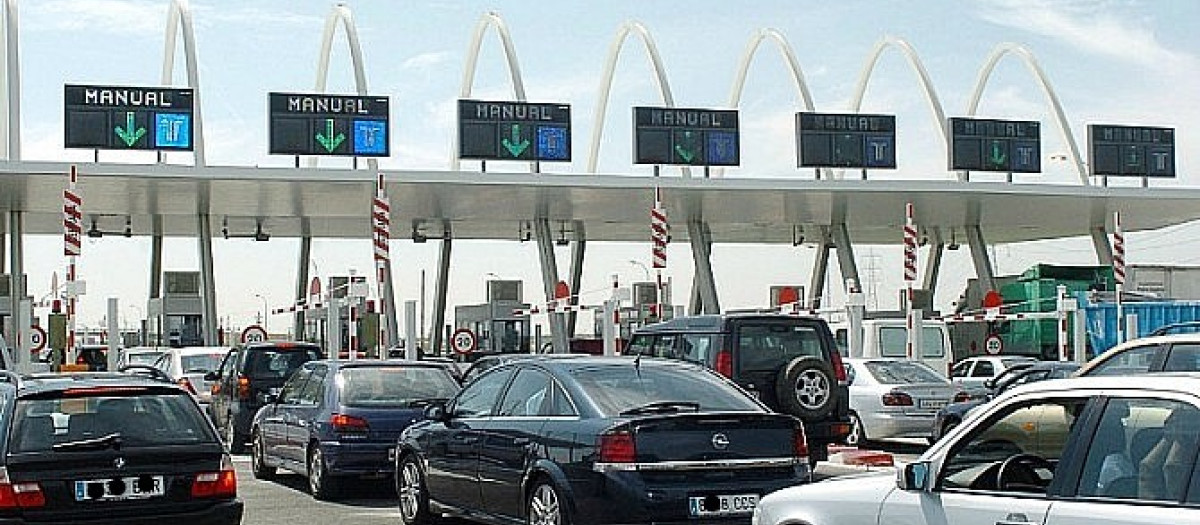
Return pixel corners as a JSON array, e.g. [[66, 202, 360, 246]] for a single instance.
[[953, 391, 972, 403], [0, 467, 45, 509], [192, 454, 237, 499], [236, 376, 251, 401], [829, 348, 847, 383], [597, 431, 636, 463], [882, 392, 914, 406], [178, 377, 197, 394], [714, 350, 733, 378], [792, 426, 809, 459], [330, 414, 370, 433]]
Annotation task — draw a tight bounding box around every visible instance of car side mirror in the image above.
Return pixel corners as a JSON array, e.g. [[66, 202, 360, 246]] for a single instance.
[[423, 402, 450, 422], [203, 371, 219, 382], [897, 461, 931, 492], [983, 378, 996, 389], [259, 387, 282, 405]]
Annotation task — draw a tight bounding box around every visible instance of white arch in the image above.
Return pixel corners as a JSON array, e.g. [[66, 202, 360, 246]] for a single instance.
[[586, 20, 680, 175], [848, 37, 949, 180], [0, 0, 19, 160], [450, 11, 528, 171], [967, 43, 1088, 185], [719, 28, 818, 178], [308, 4, 375, 171], [161, 0, 205, 166]]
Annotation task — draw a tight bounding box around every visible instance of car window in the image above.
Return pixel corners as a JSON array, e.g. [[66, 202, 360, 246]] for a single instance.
[[950, 361, 972, 378], [970, 361, 995, 377], [297, 365, 327, 405], [651, 335, 679, 359], [1088, 345, 1160, 376], [542, 382, 577, 417], [878, 327, 907, 358], [571, 363, 762, 416], [625, 335, 654, 356], [497, 368, 553, 417], [1076, 398, 1199, 502], [1163, 343, 1200, 372], [181, 353, 224, 374], [940, 397, 1089, 494], [452, 367, 514, 417], [735, 323, 824, 372], [279, 366, 312, 405], [246, 348, 319, 379], [341, 366, 460, 407], [10, 390, 216, 452], [863, 360, 946, 384], [679, 333, 719, 366]]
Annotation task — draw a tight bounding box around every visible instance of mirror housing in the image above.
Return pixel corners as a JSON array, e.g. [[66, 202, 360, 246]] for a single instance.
[[259, 387, 282, 405], [203, 371, 219, 382], [983, 378, 996, 389], [897, 461, 931, 492], [423, 402, 450, 422]]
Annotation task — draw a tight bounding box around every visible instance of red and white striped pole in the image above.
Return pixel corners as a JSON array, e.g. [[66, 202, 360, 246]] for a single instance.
[[651, 188, 668, 320], [1113, 211, 1125, 344], [372, 173, 390, 356], [63, 165, 83, 364], [903, 203, 918, 358]]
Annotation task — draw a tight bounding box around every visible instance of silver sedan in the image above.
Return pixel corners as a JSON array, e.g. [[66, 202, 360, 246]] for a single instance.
[[843, 358, 962, 446]]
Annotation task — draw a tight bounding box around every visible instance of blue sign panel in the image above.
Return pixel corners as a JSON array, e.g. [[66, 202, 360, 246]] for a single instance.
[[707, 131, 739, 165], [353, 119, 388, 156], [537, 125, 570, 160], [154, 113, 191, 149]]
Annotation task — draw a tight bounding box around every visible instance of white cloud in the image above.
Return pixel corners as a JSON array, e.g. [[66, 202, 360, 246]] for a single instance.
[[192, 5, 323, 29], [401, 51, 451, 71], [26, 0, 165, 34]]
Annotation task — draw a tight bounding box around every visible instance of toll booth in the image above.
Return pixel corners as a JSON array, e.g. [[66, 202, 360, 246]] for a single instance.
[[0, 274, 32, 343], [596, 281, 675, 342], [454, 280, 531, 359], [147, 271, 204, 347], [298, 275, 378, 357]]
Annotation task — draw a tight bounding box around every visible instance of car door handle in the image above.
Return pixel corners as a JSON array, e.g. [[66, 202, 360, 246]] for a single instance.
[[454, 435, 479, 444], [996, 513, 1036, 525]]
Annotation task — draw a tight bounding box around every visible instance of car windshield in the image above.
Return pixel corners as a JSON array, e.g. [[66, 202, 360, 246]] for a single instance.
[[341, 366, 460, 407], [569, 362, 762, 417], [10, 390, 216, 453], [125, 352, 164, 366], [246, 347, 321, 379], [863, 360, 946, 384], [1001, 357, 1037, 368], [181, 353, 224, 374]]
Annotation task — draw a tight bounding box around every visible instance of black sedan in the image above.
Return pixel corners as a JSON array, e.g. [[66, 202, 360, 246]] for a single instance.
[[931, 360, 1080, 440], [249, 360, 461, 499], [394, 355, 811, 525]]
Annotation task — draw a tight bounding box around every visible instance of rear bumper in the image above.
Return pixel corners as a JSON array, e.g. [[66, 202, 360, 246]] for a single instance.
[[862, 411, 935, 440], [320, 440, 394, 477], [0, 500, 243, 525]]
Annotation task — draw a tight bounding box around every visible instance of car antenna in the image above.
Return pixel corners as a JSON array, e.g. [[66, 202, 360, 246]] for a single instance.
[[633, 353, 641, 377]]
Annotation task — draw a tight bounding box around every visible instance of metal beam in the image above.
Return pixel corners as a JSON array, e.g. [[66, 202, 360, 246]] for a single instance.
[[295, 231, 311, 340], [566, 221, 585, 336], [921, 227, 944, 295], [149, 216, 162, 300], [382, 256, 399, 351], [0, 212, 5, 274], [534, 218, 569, 353], [7, 211, 20, 338], [808, 226, 832, 308], [197, 214, 218, 345], [1091, 226, 1114, 266], [688, 221, 720, 314], [965, 225, 997, 292], [430, 236, 452, 355], [831, 223, 862, 296]]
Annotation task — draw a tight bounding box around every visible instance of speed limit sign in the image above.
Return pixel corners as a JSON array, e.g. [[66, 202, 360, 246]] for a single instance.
[[28, 325, 47, 352], [984, 334, 1003, 355], [451, 328, 477, 355], [241, 325, 268, 344]]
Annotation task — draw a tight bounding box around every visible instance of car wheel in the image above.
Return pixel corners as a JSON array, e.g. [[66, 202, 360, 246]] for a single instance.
[[527, 480, 569, 525], [308, 446, 339, 500], [775, 356, 837, 421], [846, 412, 868, 447], [223, 416, 245, 454], [250, 430, 275, 480], [397, 455, 439, 525]]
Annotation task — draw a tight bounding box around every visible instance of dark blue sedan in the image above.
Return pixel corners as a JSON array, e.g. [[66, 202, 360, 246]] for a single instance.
[[249, 359, 461, 499], [394, 355, 811, 525]]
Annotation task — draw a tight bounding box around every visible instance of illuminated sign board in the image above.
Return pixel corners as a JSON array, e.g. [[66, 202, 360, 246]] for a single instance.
[[64, 84, 194, 151], [796, 112, 896, 169], [1088, 124, 1175, 177], [269, 92, 390, 157], [633, 107, 739, 166], [458, 100, 571, 162], [948, 117, 1040, 173]]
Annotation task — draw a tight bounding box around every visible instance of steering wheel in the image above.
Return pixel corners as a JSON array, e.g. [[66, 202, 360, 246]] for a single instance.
[[119, 364, 176, 384], [996, 453, 1054, 492]]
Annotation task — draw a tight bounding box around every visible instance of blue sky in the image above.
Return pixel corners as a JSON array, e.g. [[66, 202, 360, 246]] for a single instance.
[[10, 0, 1200, 336]]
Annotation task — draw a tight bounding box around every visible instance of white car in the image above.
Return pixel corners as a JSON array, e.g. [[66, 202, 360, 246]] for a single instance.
[[149, 346, 230, 407], [842, 358, 961, 446], [753, 374, 1200, 525], [949, 355, 1038, 397]]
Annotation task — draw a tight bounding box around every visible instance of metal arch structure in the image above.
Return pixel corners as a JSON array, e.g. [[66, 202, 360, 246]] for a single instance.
[[967, 43, 1089, 186], [450, 11, 528, 171], [848, 36, 949, 179], [0, 0, 20, 162]]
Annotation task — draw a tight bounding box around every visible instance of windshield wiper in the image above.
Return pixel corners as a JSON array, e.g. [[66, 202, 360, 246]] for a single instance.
[[407, 397, 448, 408], [52, 432, 123, 452], [619, 401, 701, 416]]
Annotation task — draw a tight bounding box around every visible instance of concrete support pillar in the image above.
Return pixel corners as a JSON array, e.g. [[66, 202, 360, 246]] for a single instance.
[[808, 226, 832, 309], [106, 298, 119, 372], [429, 236, 452, 355], [404, 300, 417, 361], [149, 216, 163, 300], [965, 225, 997, 292], [1091, 226, 1114, 267], [8, 211, 22, 341], [566, 221, 586, 336], [687, 221, 720, 314], [0, 212, 6, 274], [831, 223, 861, 297], [922, 227, 944, 295], [295, 232, 311, 340], [197, 214, 219, 346], [382, 256, 400, 350], [533, 219, 569, 353]]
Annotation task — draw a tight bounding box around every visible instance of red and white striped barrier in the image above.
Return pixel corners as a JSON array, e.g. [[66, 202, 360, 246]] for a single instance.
[[272, 301, 326, 315], [1113, 213, 1125, 286], [651, 187, 667, 269], [903, 203, 917, 283], [513, 302, 596, 316]]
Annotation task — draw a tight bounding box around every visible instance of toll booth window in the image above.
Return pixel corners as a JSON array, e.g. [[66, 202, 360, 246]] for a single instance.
[[493, 320, 525, 353], [626, 335, 653, 356]]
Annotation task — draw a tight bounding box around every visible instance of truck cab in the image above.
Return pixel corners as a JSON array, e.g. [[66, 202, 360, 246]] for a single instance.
[[828, 315, 953, 376]]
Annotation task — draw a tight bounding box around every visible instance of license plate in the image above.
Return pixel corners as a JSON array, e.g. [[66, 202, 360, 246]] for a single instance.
[[688, 494, 758, 517], [920, 399, 948, 410], [75, 476, 165, 501]]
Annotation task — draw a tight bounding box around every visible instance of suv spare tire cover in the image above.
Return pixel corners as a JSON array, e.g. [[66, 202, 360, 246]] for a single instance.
[[775, 356, 837, 421]]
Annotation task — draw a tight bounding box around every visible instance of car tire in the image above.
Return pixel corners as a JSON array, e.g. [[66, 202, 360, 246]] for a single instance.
[[250, 429, 275, 480], [223, 416, 246, 454], [775, 356, 837, 421], [527, 479, 569, 525], [308, 446, 340, 500], [846, 412, 868, 447], [397, 455, 440, 525]]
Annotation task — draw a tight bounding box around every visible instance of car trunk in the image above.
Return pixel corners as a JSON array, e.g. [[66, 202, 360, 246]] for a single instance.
[[892, 383, 957, 415], [335, 406, 426, 443], [630, 413, 799, 463]]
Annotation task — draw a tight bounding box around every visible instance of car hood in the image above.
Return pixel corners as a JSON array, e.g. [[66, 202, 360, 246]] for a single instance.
[[757, 470, 896, 525]]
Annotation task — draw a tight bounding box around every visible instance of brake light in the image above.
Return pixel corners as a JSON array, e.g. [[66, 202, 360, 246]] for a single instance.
[[715, 350, 733, 378], [178, 377, 197, 394], [882, 392, 914, 406], [792, 426, 809, 459], [953, 391, 972, 403], [829, 348, 847, 383], [191, 454, 237, 499], [330, 414, 369, 433], [597, 431, 636, 463], [236, 376, 251, 401], [0, 467, 45, 509]]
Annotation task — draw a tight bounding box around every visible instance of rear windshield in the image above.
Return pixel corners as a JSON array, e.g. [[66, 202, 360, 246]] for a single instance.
[[126, 352, 164, 366], [736, 322, 826, 372], [863, 360, 947, 385], [569, 362, 762, 417], [10, 390, 215, 453], [246, 348, 321, 379], [341, 366, 460, 407], [181, 353, 224, 374]]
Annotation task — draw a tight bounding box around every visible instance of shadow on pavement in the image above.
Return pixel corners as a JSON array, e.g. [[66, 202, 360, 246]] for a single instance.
[[265, 471, 399, 506]]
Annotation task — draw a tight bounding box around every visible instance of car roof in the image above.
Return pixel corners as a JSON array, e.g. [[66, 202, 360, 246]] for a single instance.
[[165, 346, 232, 355], [310, 359, 449, 369], [1002, 372, 1200, 398], [11, 372, 187, 397], [241, 341, 321, 350], [635, 313, 825, 333], [1080, 332, 1200, 372]]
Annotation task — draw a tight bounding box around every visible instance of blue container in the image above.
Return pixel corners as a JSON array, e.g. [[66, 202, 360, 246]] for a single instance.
[[1082, 297, 1200, 356]]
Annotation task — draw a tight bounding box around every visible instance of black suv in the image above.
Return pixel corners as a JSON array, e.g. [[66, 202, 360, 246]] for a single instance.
[[625, 314, 850, 465], [0, 370, 242, 524], [207, 342, 323, 453]]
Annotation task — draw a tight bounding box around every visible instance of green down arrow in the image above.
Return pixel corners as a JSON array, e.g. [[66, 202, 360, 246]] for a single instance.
[[501, 124, 530, 157], [988, 141, 1007, 167], [674, 131, 697, 163], [315, 119, 345, 152], [114, 112, 146, 147]]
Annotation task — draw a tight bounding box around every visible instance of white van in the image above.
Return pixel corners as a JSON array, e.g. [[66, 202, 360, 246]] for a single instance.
[[828, 316, 953, 377]]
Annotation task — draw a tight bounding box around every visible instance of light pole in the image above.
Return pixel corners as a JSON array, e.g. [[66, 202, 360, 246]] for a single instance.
[[627, 260, 650, 282], [253, 294, 268, 333]]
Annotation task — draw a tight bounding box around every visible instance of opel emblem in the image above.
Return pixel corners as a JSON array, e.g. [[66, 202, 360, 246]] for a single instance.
[[711, 433, 730, 450], [113, 457, 125, 469]]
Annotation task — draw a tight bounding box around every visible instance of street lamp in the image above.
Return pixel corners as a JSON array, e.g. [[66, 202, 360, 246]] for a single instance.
[[254, 294, 268, 332], [627, 260, 650, 282]]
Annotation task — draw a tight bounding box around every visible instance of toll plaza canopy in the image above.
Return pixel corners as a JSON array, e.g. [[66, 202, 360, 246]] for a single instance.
[[1, 160, 1198, 243]]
